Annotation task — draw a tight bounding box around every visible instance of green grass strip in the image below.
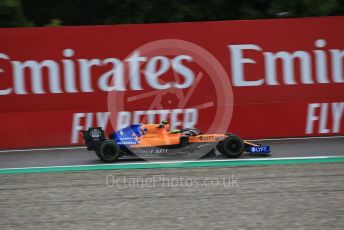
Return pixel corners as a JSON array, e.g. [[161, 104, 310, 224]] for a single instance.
[[1, 156, 344, 174]]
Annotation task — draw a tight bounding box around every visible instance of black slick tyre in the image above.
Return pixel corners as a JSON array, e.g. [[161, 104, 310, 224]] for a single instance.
[[98, 140, 120, 162], [217, 135, 244, 158]]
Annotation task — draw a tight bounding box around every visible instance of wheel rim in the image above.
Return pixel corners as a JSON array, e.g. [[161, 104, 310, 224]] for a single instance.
[[227, 140, 242, 153], [103, 145, 117, 158]]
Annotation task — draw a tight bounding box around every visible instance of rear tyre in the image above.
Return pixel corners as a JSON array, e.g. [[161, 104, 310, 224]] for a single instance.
[[217, 135, 244, 158], [98, 140, 120, 162]]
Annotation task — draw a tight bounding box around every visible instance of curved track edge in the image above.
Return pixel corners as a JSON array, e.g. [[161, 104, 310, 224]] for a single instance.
[[1, 156, 344, 174]]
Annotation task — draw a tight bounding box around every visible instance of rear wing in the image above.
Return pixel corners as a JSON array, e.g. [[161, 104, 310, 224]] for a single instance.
[[81, 127, 106, 150]]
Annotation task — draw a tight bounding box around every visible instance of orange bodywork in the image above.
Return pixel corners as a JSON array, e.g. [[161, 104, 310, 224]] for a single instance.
[[132, 124, 228, 148]]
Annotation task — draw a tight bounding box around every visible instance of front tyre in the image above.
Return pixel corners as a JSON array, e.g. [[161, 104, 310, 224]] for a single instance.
[[217, 135, 244, 158], [98, 140, 120, 162]]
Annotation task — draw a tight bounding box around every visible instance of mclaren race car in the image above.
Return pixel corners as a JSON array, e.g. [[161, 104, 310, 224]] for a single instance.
[[82, 121, 270, 162]]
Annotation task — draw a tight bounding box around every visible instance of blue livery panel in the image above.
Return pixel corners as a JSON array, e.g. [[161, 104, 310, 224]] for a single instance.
[[247, 145, 270, 154], [113, 124, 144, 146]]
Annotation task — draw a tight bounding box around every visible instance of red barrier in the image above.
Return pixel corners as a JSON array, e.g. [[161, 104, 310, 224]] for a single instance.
[[0, 17, 343, 148]]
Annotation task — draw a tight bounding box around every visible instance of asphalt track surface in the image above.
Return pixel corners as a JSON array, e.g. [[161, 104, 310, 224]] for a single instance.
[[0, 137, 343, 168], [0, 163, 343, 229], [0, 137, 343, 229]]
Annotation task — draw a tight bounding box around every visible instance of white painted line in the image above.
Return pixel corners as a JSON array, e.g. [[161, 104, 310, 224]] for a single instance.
[[250, 135, 344, 142], [0, 146, 86, 153], [1, 155, 343, 171]]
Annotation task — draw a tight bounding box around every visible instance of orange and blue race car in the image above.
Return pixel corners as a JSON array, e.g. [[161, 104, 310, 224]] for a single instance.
[[82, 121, 271, 162]]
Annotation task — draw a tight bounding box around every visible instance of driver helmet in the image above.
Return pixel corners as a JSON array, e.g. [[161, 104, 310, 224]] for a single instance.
[[170, 128, 180, 134]]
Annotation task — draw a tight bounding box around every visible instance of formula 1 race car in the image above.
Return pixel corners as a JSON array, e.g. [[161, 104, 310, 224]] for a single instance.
[[82, 121, 270, 162]]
